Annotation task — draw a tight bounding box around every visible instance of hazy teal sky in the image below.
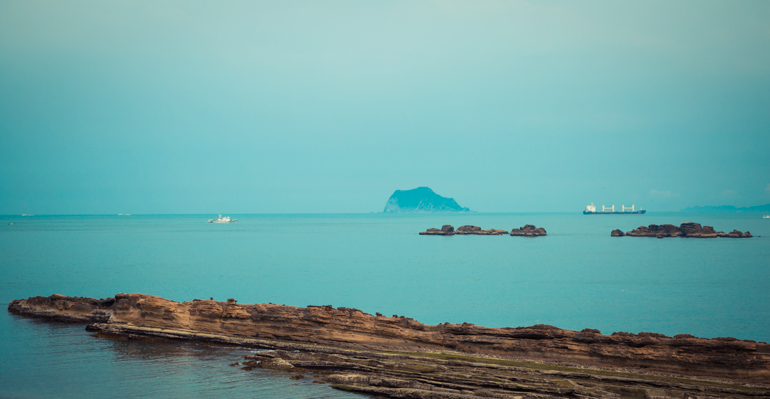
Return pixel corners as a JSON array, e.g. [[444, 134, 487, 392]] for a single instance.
[[1, 1, 769, 214]]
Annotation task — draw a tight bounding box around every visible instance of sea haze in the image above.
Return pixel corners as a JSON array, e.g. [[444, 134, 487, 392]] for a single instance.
[[1, 213, 769, 398]]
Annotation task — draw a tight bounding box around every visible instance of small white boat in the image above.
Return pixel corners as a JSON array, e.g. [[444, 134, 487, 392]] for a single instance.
[[763, 215, 770, 219], [208, 214, 237, 223]]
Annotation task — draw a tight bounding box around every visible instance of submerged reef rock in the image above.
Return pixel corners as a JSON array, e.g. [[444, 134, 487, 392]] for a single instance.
[[510, 224, 547, 237], [383, 187, 470, 213], [9, 293, 770, 397], [615, 222, 752, 239]]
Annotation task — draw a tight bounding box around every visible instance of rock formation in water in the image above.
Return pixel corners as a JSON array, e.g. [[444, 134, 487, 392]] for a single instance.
[[419, 225, 515, 236], [454, 225, 508, 235], [419, 225, 456, 235], [383, 187, 470, 213], [510, 224, 547, 237], [9, 293, 770, 398], [725, 229, 754, 238], [613, 222, 752, 238]]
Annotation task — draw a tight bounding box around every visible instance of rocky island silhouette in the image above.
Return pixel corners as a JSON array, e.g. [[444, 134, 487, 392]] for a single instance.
[[383, 187, 470, 213]]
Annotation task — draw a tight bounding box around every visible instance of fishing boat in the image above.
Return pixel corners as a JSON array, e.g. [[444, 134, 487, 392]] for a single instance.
[[208, 214, 237, 223]]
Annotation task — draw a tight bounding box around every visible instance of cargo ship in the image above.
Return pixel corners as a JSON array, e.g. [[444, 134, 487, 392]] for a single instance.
[[583, 203, 646, 214]]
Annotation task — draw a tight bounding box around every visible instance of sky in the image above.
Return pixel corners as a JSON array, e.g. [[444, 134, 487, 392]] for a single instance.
[[1, 0, 769, 214]]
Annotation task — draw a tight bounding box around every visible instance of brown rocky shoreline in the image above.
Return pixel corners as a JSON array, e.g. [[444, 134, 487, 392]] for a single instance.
[[9, 293, 770, 398]]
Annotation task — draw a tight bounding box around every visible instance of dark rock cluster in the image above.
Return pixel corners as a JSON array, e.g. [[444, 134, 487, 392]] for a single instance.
[[454, 225, 508, 235], [612, 222, 752, 238], [419, 224, 545, 236], [418, 225, 455, 235], [510, 224, 547, 237]]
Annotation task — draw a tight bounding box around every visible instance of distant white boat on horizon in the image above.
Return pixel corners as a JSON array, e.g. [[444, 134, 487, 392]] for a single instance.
[[763, 214, 770, 219], [208, 214, 237, 223]]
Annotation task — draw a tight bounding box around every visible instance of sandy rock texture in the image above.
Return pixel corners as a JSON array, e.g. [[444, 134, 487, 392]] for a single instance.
[[9, 293, 770, 398]]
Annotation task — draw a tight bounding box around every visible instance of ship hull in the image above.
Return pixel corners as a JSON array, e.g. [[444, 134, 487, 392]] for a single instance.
[[583, 210, 646, 215]]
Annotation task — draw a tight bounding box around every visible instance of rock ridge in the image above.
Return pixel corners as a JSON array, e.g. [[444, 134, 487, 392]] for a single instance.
[[8, 293, 769, 386]]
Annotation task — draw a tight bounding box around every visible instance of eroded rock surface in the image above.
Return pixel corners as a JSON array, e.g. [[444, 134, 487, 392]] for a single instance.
[[8, 294, 115, 322], [244, 349, 769, 399], [510, 224, 547, 237], [9, 294, 770, 398]]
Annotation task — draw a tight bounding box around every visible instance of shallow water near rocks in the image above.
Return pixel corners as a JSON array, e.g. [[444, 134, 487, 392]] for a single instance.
[[1, 213, 768, 398]]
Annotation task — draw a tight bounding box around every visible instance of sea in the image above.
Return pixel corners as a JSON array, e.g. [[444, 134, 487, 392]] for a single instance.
[[1, 213, 768, 399]]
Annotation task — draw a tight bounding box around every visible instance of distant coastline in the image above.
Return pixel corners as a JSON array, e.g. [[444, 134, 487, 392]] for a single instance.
[[682, 203, 770, 213]]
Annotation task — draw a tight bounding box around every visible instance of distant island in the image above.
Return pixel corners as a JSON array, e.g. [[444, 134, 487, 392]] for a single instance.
[[383, 187, 470, 213], [682, 203, 770, 213]]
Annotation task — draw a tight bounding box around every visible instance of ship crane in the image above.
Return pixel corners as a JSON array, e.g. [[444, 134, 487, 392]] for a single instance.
[[584, 203, 646, 215]]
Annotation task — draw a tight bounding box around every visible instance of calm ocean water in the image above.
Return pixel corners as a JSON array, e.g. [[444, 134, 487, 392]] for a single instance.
[[1, 213, 769, 398]]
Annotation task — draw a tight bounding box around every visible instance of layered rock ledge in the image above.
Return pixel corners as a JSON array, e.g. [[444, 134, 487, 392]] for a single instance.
[[9, 294, 770, 398], [612, 223, 753, 238]]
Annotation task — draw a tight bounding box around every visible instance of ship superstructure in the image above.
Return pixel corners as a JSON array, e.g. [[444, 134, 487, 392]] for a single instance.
[[208, 214, 238, 223], [583, 203, 646, 214]]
